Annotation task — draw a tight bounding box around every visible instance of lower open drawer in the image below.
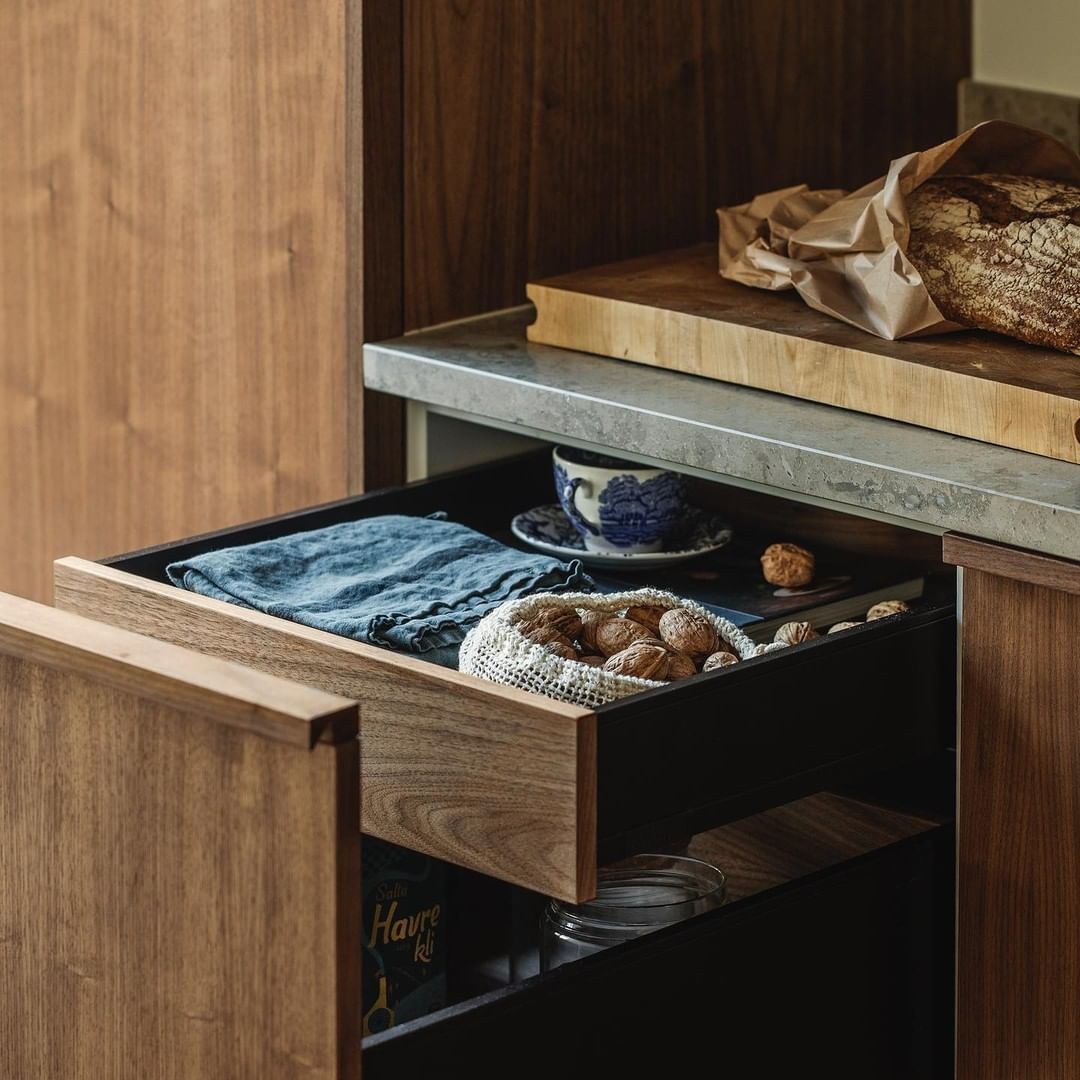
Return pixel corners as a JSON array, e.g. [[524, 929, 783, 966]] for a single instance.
[[54, 454, 955, 901], [364, 793, 954, 1079]]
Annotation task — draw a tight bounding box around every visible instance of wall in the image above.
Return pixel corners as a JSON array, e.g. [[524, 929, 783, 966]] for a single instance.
[[973, 0, 1080, 97]]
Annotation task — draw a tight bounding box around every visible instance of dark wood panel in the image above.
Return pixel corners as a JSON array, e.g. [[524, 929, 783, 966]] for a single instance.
[[688, 791, 942, 902], [0, 1, 351, 601], [0, 596, 361, 1079], [402, 0, 971, 328], [956, 568, 1080, 1080], [944, 532, 1080, 596], [692, 476, 946, 565], [357, 0, 407, 490]]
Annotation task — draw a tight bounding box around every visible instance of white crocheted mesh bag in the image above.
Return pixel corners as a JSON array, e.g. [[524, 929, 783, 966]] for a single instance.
[[458, 587, 786, 709]]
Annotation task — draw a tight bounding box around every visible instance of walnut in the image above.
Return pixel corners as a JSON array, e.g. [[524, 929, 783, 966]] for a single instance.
[[623, 604, 670, 637], [866, 599, 910, 621], [579, 610, 608, 652], [595, 616, 654, 658], [773, 621, 819, 646], [543, 640, 579, 661], [828, 620, 863, 634], [703, 650, 739, 671], [522, 608, 583, 641], [575, 654, 606, 668], [665, 650, 699, 680], [603, 642, 671, 681], [658, 608, 718, 660], [760, 543, 815, 588], [522, 625, 578, 660]]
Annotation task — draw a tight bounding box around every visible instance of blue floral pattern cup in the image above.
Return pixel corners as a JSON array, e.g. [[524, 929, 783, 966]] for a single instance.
[[552, 446, 687, 554]]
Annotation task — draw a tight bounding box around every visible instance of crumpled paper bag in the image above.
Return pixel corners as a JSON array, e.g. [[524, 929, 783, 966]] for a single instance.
[[717, 120, 1080, 340]]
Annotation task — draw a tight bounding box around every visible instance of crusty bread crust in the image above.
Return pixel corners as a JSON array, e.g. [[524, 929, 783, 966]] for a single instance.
[[906, 174, 1080, 355]]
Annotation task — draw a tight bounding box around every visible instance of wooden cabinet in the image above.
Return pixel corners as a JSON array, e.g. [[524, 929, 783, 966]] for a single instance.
[[0, 595, 361, 1078], [0, 0, 971, 600], [944, 535, 1080, 1080], [53, 454, 955, 903], [0, 593, 954, 1078]]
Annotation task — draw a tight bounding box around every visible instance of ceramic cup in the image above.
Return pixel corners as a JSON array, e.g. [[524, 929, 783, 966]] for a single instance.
[[552, 446, 687, 554]]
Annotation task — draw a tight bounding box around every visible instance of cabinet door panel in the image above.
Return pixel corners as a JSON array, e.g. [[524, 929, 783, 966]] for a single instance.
[[0, 595, 361, 1080]]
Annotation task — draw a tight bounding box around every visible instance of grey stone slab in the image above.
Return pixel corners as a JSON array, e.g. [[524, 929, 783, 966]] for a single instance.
[[363, 309, 1080, 562], [959, 79, 1080, 153]]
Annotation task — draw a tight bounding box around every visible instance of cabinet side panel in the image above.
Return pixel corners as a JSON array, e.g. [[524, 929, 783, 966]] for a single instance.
[[0, 0, 348, 601], [402, 0, 971, 329], [957, 569, 1080, 1080], [0, 656, 360, 1079]]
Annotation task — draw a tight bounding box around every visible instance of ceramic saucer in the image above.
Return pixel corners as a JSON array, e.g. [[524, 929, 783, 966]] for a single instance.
[[511, 504, 733, 570]]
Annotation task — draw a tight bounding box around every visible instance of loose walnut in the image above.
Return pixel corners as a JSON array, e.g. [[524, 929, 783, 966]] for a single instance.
[[595, 616, 654, 658], [665, 650, 699, 680], [773, 621, 819, 646], [760, 542, 815, 588], [579, 610, 608, 653], [603, 642, 671, 681], [522, 608, 583, 641], [828, 620, 863, 634], [703, 650, 739, 671], [866, 599, 910, 621], [623, 604, 670, 637], [658, 608, 718, 661]]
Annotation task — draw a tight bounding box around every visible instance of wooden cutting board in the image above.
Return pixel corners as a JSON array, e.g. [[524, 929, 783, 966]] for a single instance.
[[527, 244, 1080, 464]]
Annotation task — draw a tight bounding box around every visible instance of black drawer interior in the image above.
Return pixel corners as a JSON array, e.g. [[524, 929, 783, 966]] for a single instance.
[[363, 793, 955, 1079], [106, 450, 956, 855]]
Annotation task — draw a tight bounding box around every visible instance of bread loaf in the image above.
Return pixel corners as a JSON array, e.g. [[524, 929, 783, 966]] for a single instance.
[[906, 174, 1080, 355]]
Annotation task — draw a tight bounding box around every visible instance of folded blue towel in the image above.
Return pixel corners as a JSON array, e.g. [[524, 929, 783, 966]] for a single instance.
[[166, 514, 593, 667]]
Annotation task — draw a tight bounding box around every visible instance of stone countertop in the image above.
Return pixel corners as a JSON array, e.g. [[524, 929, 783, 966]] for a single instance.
[[363, 308, 1080, 563]]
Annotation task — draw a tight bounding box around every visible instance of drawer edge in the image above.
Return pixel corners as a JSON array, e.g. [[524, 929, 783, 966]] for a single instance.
[[53, 557, 597, 902]]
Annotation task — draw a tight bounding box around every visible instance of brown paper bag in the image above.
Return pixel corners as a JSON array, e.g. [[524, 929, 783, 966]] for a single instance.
[[717, 120, 1080, 340]]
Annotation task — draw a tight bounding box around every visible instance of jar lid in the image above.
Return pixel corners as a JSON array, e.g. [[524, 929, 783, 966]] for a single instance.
[[546, 854, 727, 943]]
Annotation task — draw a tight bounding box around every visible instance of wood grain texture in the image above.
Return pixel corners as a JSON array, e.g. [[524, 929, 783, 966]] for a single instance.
[[0, 597, 361, 1079], [54, 557, 597, 902], [944, 533, 1080, 596], [356, 0, 406, 491], [955, 567, 1080, 1080], [403, 0, 971, 328], [689, 792, 940, 905], [0, 0, 349, 602], [528, 245, 1080, 463], [0, 591, 357, 748]]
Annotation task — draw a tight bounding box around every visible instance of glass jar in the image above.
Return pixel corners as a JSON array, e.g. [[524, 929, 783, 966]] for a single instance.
[[540, 854, 727, 972]]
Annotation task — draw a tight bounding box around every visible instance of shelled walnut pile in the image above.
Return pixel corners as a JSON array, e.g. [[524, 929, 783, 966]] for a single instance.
[[517, 603, 738, 682]]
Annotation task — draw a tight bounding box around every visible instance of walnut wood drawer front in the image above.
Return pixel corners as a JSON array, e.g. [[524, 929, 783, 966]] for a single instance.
[[0, 594, 363, 1079], [53, 456, 955, 903]]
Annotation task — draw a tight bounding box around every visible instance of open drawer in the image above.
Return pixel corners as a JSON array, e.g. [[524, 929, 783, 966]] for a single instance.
[[1, 596, 952, 1078], [54, 453, 955, 902], [365, 792, 955, 1079]]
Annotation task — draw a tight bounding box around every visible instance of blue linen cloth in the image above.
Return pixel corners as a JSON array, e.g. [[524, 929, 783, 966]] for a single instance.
[[166, 514, 593, 668]]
